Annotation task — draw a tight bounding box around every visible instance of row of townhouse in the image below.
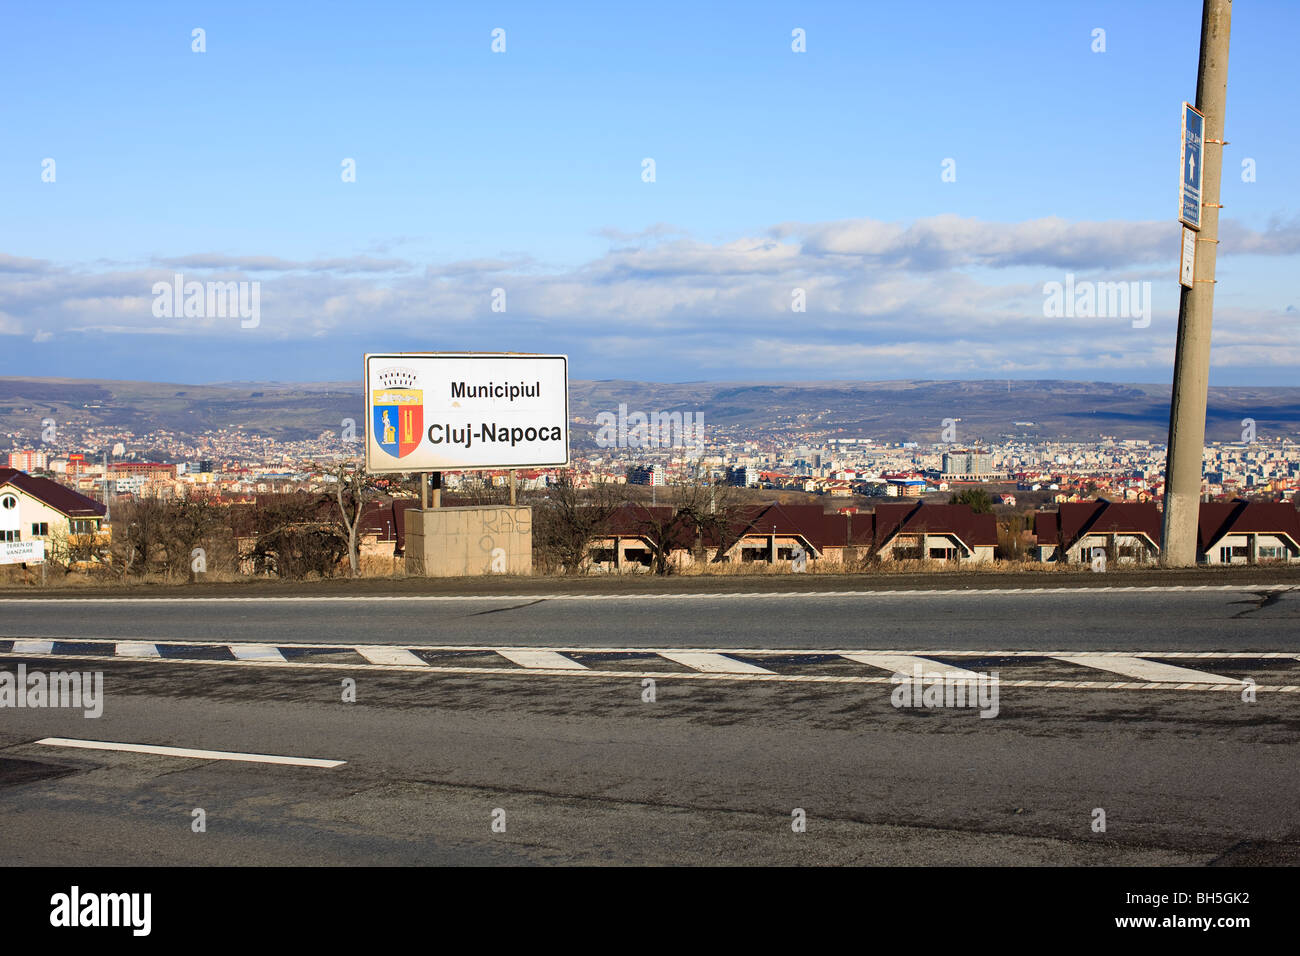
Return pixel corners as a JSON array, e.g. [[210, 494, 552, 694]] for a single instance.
[[1034, 499, 1300, 565], [585, 501, 998, 571], [580, 497, 1300, 572]]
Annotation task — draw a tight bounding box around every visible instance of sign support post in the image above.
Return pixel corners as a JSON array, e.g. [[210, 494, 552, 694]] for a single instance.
[[1162, 0, 1231, 567]]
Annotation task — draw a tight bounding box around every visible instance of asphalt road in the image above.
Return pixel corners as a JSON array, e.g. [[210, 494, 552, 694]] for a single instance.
[[0, 585, 1296, 650], [1, 585, 1297, 866]]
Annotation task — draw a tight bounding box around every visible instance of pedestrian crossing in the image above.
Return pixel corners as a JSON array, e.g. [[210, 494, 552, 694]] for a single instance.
[[2, 637, 1299, 692]]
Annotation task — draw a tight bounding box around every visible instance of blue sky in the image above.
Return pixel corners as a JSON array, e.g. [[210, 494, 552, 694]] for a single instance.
[[1, 0, 1297, 385]]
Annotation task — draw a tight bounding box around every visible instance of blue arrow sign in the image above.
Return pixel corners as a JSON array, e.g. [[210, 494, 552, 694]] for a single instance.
[[1180, 102, 1204, 230]]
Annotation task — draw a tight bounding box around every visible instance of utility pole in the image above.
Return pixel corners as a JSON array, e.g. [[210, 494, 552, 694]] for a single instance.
[[1161, 0, 1231, 566]]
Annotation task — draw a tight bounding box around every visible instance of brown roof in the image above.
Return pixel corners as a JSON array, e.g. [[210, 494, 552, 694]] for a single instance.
[[0, 468, 106, 519], [1197, 500, 1300, 552], [1051, 500, 1163, 551], [873, 502, 997, 550]]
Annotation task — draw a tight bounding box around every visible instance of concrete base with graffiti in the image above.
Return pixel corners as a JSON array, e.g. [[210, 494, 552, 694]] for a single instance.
[[404, 505, 532, 577]]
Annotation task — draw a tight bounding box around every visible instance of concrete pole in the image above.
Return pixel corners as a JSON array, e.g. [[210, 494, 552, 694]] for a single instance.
[[1161, 0, 1231, 567]]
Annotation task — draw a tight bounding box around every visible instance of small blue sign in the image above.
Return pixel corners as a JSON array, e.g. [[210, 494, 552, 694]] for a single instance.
[[1180, 102, 1204, 230]]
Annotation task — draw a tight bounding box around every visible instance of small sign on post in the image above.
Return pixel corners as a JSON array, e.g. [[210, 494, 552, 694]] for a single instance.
[[0, 540, 45, 565], [1179, 102, 1205, 231], [1179, 226, 1196, 289]]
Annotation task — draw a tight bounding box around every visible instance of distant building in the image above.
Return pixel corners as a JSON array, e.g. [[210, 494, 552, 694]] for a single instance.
[[941, 449, 1005, 481], [626, 464, 665, 487], [726, 465, 759, 488], [7, 450, 47, 472], [109, 462, 177, 479]]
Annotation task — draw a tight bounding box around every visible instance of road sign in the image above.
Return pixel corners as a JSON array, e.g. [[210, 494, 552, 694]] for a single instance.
[[1179, 102, 1205, 230], [1180, 226, 1196, 288], [364, 353, 569, 473], [0, 539, 45, 565]]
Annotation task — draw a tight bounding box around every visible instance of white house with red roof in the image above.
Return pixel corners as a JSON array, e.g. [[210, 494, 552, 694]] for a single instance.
[[0, 467, 107, 548]]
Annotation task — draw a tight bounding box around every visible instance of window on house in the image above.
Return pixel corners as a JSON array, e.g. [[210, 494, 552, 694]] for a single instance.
[[31, 522, 48, 537], [1, 530, 19, 542], [0, 494, 16, 510]]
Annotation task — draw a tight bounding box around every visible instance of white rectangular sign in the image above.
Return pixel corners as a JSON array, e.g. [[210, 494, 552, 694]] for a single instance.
[[0, 539, 45, 565], [364, 353, 569, 472], [1179, 227, 1196, 289]]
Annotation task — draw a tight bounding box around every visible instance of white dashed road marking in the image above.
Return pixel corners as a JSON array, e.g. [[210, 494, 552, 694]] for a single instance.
[[657, 652, 775, 675], [495, 649, 587, 670], [11, 640, 54, 655], [1051, 655, 1233, 685], [229, 643, 287, 662], [840, 653, 983, 680], [35, 737, 345, 768], [115, 642, 160, 658], [355, 646, 428, 667]]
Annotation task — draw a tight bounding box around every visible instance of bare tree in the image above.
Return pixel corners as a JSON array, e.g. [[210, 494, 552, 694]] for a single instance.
[[251, 493, 348, 580], [110, 497, 170, 576], [533, 470, 627, 574], [638, 462, 738, 574], [332, 464, 372, 577], [162, 490, 225, 581]]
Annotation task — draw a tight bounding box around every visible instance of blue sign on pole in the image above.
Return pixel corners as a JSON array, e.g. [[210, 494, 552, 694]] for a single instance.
[[1180, 102, 1205, 230]]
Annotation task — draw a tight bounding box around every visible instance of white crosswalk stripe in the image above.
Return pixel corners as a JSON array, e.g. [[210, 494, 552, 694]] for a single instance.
[[840, 653, 983, 680], [229, 644, 287, 662], [657, 652, 774, 674], [116, 642, 161, 658], [1051, 655, 1233, 684], [12, 640, 54, 655], [355, 646, 428, 666], [495, 649, 587, 670]]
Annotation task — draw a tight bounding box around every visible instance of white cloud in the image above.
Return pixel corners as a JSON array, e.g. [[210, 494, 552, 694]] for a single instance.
[[1, 215, 1296, 378]]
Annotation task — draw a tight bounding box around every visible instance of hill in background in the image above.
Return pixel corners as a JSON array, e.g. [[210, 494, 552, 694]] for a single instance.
[[0, 377, 1297, 446]]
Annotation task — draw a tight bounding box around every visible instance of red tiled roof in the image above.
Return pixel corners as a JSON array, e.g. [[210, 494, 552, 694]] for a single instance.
[[1053, 500, 1163, 551], [1197, 500, 1300, 552], [873, 502, 997, 550], [0, 468, 107, 519]]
